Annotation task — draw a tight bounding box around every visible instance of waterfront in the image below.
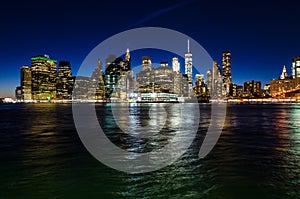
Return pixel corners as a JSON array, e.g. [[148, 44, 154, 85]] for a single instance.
[[0, 103, 300, 198]]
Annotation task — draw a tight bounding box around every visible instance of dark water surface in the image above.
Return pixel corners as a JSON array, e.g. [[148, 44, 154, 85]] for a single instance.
[[0, 103, 300, 199]]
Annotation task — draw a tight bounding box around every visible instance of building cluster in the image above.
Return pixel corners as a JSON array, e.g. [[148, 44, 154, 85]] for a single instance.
[[205, 54, 300, 100], [135, 57, 189, 100], [72, 45, 192, 102], [205, 51, 265, 99], [16, 55, 73, 102], [269, 56, 300, 98], [15, 41, 300, 102], [15, 40, 206, 102]]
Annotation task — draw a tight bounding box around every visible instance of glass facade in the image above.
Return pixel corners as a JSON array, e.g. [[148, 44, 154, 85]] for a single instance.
[[31, 55, 57, 100]]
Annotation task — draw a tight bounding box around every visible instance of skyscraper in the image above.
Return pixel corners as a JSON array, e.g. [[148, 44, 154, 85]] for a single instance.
[[21, 66, 32, 101], [292, 55, 300, 84], [185, 39, 193, 95], [73, 76, 90, 100], [207, 61, 223, 99], [119, 50, 134, 100], [194, 74, 209, 99], [172, 57, 180, 72], [104, 49, 134, 101], [89, 59, 106, 101], [142, 56, 152, 71], [173, 71, 182, 95], [212, 61, 223, 98], [206, 70, 212, 94], [123, 48, 131, 71], [105, 57, 123, 98], [17, 66, 32, 101], [31, 55, 57, 100], [153, 62, 173, 93], [56, 61, 72, 99], [222, 51, 232, 97], [137, 56, 154, 93], [291, 55, 300, 87], [105, 54, 117, 69]]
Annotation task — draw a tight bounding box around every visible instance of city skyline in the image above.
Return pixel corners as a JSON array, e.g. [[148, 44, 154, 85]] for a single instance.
[[13, 46, 200, 102], [3, 42, 300, 98], [11, 46, 300, 103], [2, 0, 300, 97]]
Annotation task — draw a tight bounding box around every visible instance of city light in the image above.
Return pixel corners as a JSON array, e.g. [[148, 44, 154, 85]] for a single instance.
[[9, 47, 300, 104]]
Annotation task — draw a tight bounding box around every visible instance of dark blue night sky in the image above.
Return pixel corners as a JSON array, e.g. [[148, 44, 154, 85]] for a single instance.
[[1, 0, 300, 97]]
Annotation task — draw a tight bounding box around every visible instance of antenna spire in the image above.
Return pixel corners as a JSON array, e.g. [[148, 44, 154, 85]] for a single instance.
[[187, 39, 190, 52]]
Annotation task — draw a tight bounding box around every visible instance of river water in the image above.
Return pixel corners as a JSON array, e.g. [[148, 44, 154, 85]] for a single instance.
[[0, 103, 300, 198]]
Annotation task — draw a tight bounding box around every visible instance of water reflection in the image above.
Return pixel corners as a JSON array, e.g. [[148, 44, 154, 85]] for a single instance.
[[100, 103, 198, 151], [94, 103, 199, 173], [18, 104, 70, 198], [210, 104, 300, 198], [111, 103, 167, 138], [1, 104, 300, 198]]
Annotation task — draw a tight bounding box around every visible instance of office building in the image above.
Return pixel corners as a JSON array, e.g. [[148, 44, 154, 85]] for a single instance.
[[172, 57, 180, 72], [206, 61, 223, 98], [73, 76, 91, 100], [185, 39, 193, 95], [222, 51, 232, 97], [244, 80, 262, 98], [16, 65, 31, 102], [194, 74, 208, 98], [104, 50, 134, 101], [56, 61, 73, 99], [137, 56, 154, 93], [206, 70, 212, 94], [292, 55, 300, 78], [270, 66, 295, 97], [30, 55, 57, 100], [153, 62, 174, 93], [89, 59, 106, 101], [142, 56, 152, 71], [232, 84, 243, 98]]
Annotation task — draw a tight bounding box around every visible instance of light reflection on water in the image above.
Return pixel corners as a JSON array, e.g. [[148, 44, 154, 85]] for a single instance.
[[0, 103, 300, 198]]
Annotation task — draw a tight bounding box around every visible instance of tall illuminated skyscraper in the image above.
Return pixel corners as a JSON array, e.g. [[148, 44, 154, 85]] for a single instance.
[[292, 55, 300, 78], [292, 55, 300, 86], [126, 48, 130, 62], [222, 51, 232, 97], [212, 61, 223, 98], [194, 74, 209, 99], [56, 61, 72, 99], [89, 59, 106, 100], [137, 56, 153, 93], [31, 55, 57, 100], [20, 66, 32, 101], [172, 57, 180, 72], [104, 49, 134, 100], [206, 70, 212, 93], [185, 39, 193, 95], [123, 48, 131, 71]]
